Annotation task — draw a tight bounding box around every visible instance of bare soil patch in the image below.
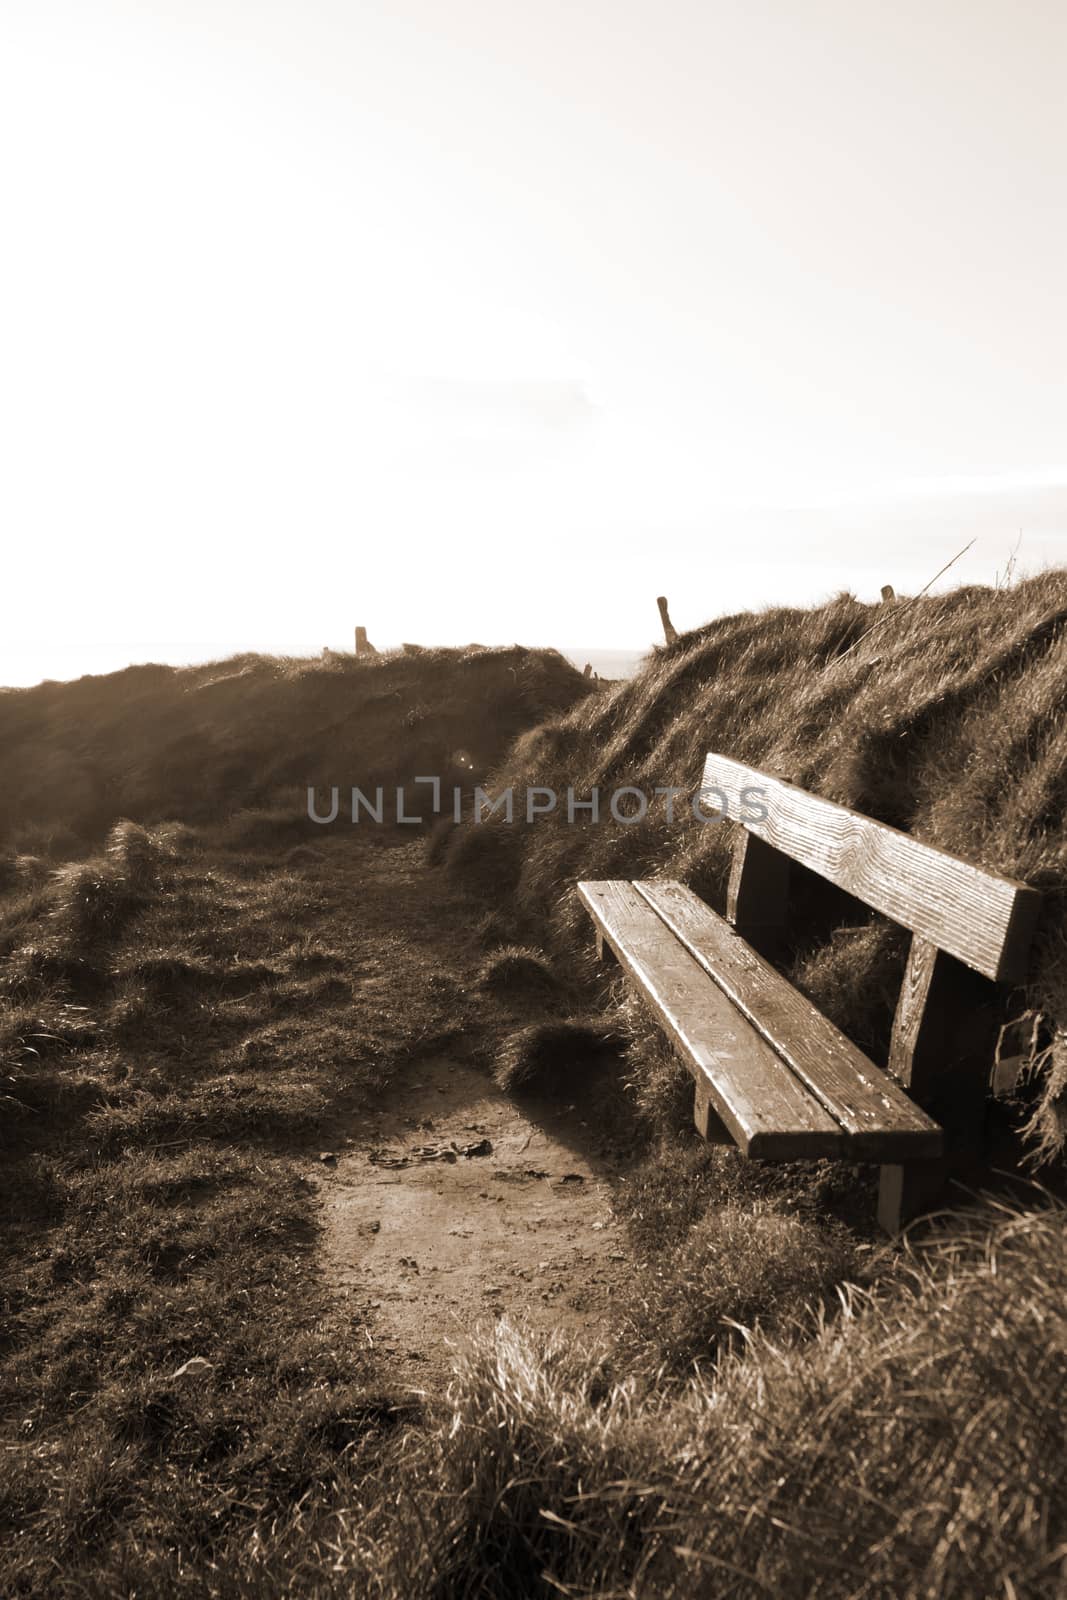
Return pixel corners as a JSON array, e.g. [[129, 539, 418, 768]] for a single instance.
[[321, 1055, 634, 1387]]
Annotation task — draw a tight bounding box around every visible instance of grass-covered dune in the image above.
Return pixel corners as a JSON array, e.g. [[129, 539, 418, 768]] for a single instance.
[[0, 643, 592, 851], [449, 570, 1067, 1158], [4, 591, 1067, 1597]]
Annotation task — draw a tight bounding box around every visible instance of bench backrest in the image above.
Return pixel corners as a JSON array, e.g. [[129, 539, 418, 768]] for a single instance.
[[701, 752, 1041, 983]]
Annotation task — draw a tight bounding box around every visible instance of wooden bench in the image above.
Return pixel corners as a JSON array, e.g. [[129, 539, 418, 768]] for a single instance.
[[579, 751, 1042, 1233]]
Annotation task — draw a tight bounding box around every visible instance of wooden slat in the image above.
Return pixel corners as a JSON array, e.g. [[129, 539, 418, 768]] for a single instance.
[[578, 881, 845, 1159], [701, 753, 1041, 982], [634, 880, 942, 1161]]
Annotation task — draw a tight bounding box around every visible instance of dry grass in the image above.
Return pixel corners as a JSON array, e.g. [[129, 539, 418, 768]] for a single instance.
[[5, 586, 1067, 1595], [476, 945, 565, 1006], [0, 825, 497, 1596], [494, 1018, 627, 1093], [618, 1197, 869, 1372], [0, 634, 595, 1594], [10, 1184, 1058, 1597], [353, 1194, 1067, 1599], [0, 643, 593, 849], [449, 572, 1067, 1159]]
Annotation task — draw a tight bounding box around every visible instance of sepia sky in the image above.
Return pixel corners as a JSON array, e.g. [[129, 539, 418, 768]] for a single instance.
[[2, 0, 1066, 684]]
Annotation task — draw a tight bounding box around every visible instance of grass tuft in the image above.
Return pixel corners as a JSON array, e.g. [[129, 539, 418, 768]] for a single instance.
[[104, 819, 171, 885], [619, 1197, 869, 1372], [494, 1018, 627, 1093], [50, 858, 145, 948], [476, 945, 564, 1005], [443, 819, 524, 896], [0, 854, 50, 892]]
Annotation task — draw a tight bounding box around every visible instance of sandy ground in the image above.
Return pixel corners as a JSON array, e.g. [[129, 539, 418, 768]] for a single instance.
[[320, 1055, 633, 1389]]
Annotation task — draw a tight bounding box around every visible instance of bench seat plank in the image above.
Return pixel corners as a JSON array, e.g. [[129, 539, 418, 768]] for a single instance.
[[634, 880, 942, 1161], [578, 880, 845, 1160], [701, 752, 1041, 982]]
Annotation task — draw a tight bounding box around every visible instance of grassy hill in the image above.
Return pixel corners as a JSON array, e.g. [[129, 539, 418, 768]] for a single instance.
[[2, 602, 1065, 1597], [447, 570, 1067, 1159], [0, 643, 592, 850]]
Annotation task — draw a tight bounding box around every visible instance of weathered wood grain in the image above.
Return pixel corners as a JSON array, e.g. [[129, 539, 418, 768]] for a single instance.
[[701, 752, 1041, 982], [578, 880, 845, 1159], [635, 880, 942, 1160]]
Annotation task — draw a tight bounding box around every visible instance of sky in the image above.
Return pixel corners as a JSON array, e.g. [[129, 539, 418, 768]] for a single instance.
[[2, 0, 1065, 685]]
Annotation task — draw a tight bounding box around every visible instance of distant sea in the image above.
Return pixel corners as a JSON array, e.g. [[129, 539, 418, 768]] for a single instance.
[[562, 647, 648, 681]]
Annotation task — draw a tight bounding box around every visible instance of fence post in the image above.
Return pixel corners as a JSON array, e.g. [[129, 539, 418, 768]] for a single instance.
[[657, 596, 679, 644]]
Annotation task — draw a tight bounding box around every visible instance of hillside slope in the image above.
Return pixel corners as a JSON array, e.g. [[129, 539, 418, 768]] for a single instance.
[[0, 644, 593, 849], [448, 571, 1067, 1156]]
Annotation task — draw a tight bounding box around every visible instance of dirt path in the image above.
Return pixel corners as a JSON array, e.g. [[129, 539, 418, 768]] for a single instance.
[[320, 1054, 633, 1388]]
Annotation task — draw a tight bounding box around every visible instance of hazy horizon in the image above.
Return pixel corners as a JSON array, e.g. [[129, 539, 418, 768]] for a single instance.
[[2, 532, 1064, 691], [0, 642, 650, 690], [3, 479, 1065, 686]]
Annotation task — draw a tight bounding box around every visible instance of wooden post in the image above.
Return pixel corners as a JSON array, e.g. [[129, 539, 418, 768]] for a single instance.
[[726, 831, 791, 957], [583, 662, 592, 678], [656, 596, 679, 645], [694, 1079, 734, 1144], [877, 934, 1000, 1233]]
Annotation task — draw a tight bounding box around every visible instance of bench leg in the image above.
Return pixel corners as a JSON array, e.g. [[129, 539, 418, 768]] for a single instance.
[[878, 1160, 948, 1233], [727, 832, 791, 957], [693, 1081, 734, 1145], [878, 936, 999, 1235]]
